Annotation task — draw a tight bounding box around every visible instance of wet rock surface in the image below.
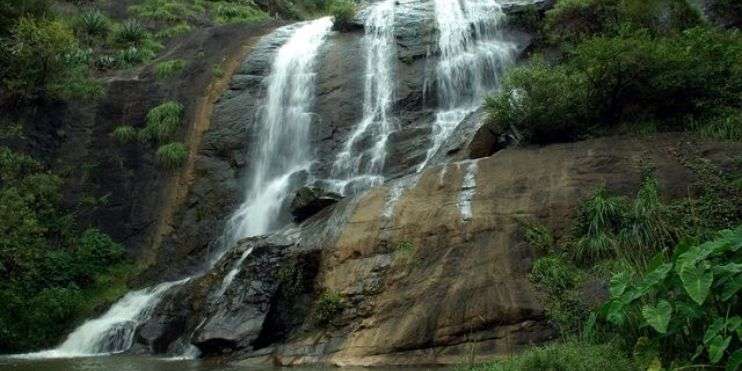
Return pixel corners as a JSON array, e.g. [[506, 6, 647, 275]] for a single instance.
[[140, 134, 741, 365], [290, 186, 343, 223]]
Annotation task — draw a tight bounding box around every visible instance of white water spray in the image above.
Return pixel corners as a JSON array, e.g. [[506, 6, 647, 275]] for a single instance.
[[328, 0, 397, 195], [419, 0, 516, 171], [15, 279, 188, 359], [224, 17, 334, 243], [458, 161, 479, 220]]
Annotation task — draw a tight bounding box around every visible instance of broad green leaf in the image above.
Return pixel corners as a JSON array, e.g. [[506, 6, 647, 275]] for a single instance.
[[708, 335, 731, 364], [715, 263, 742, 275], [727, 348, 742, 371], [647, 357, 663, 371], [721, 274, 742, 302], [610, 271, 630, 297], [642, 300, 672, 334], [680, 263, 714, 305], [705, 317, 726, 345], [603, 299, 625, 326], [635, 263, 673, 297]]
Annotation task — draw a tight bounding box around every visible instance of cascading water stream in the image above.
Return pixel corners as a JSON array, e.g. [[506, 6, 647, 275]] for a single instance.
[[328, 0, 397, 195], [16, 18, 334, 361], [418, 0, 516, 171], [223, 17, 334, 245], [14, 279, 188, 359]]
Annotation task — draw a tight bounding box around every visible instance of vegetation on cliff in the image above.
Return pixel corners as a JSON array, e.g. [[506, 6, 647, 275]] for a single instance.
[[487, 0, 741, 145]]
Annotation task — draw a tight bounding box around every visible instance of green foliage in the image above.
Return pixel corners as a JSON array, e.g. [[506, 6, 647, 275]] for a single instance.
[[156, 142, 188, 169], [140, 101, 184, 142], [155, 22, 192, 39], [0, 147, 129, 351], [112, 126, 137, 144], [155, 59, 186, 80], [600, 228, 741, 367], [470, 340, 637, 371], [313, 290, 344, 326], [531, 256, 579, 293], [393, 240, 417, 265], [112, 20, 147, 46], [214, 2, 268, 24], [1, 17, 100, 101], [328, 0, 356, 31], [518, 218, 555, 252], [490, 1, 741, 145], [75, 9, 109, 37]]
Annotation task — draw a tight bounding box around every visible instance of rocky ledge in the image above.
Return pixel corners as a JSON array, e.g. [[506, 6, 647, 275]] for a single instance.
[[135, 134, 741, 366]]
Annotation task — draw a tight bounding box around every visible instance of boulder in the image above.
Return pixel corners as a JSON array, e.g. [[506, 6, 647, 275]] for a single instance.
[[290, 186, 343, 223]]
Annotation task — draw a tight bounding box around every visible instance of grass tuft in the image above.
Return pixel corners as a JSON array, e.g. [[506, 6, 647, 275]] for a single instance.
[[140, 101, 184, 142], [111, 126, 137, 144], [155, 59, 186, 79], [156, 142, 188, 169]]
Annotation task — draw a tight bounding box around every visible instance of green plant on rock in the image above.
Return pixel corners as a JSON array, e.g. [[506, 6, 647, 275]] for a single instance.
[[600, 227, 742, 368], [155, 59, 186, 79], [213, 2, 268, 24], [156, 142, 188, 169], [112, 20, 147, 46], [111, 125, 137, 144], [140, 101, 184, 142], [313, 290, 344, 326], [328, 0, 356, 31], [75, 9, 109, 38]]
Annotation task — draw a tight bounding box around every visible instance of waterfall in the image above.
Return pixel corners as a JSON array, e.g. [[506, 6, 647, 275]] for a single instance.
[[14, 279, 188, 359], [224, 17, 334, 243], [458, 160, 479, 220], [419, 0, 516, 171], [328, 0, 397, 195]]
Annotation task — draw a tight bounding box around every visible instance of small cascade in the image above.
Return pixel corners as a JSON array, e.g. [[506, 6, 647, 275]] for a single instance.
[[419, 0, 516, 170], [215, 246, 255, 297], [328, 0, 397, 195], [224, 17, 334, 244], [458, 160, 479, 221], [382, 174, 421, 221], [16, 279, 188, 359]]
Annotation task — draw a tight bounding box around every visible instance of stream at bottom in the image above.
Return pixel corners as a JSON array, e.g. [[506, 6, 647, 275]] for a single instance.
[[0, 356, 446, 371]]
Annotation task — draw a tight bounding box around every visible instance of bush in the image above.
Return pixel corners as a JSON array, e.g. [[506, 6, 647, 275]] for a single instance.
[[328, 0, 356, 31], [76, 9, 109, 37], [112, 126, 137, 144], [112, 20, 147, 46], [140, 101, 183, 142], [314, 290, 344, 326], [156, 142, 188, 169], [544, 0, 620, 44], [214, 3, 268, 24], [154, 59, 186, 79], [600, 227, 742, 368], [1, 18, 80, 100], [0, 147, 129, 351], [531, 256, 578, 293], [485, 62, 590, 144], [471, 340, 637, 371]]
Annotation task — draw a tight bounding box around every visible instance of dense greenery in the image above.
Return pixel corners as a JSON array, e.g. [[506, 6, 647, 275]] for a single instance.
[[0, 148, 133, 352], [156, 142, 188, 169], [313, 290, 345, 326], [515, 161, 741, 370], [471, 340, 637, 371], [486, 0, 742, 145]]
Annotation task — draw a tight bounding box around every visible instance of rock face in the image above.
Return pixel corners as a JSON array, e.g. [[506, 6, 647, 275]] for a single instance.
[[290, 186, 343, 222], [138, 134, 740, 365]]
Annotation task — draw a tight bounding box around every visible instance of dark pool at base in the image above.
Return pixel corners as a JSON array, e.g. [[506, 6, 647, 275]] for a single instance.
[[0, 356, 447, 371]]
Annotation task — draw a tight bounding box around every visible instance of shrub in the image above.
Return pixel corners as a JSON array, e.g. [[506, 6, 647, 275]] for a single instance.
[[471, 340, 637, 371], [154, 59, 186, 79], [485, 61, 590, 144], [76, 9, 109, 37], [518, 218, 554, 252], [544, 0, 620, 44], [112, 125, 137, 144], [140, 101, 183, 142], [129, 0, 201, 23], [1, 18, 79, 100], [213, 3, 268, 24], [530, 256, 578, 293], [600, 227, 742, 368], [115, 46, 155, 67], [112, 20, 147, 46], [328, 0, 356, 31], [156, 142, 188, 169], [314, 290, 344, 326]]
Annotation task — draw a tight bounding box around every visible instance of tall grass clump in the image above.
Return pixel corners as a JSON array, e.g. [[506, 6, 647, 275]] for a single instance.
[[76, 10, 109, 37], [156, 142, 188, 169], [111, 125, 137, 144], [154, 59, 186, 79], [214, 3, 268, 24], [140, 101, 183, 142], [471, 340, 637, 371], [112, 20, 147, 45]]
